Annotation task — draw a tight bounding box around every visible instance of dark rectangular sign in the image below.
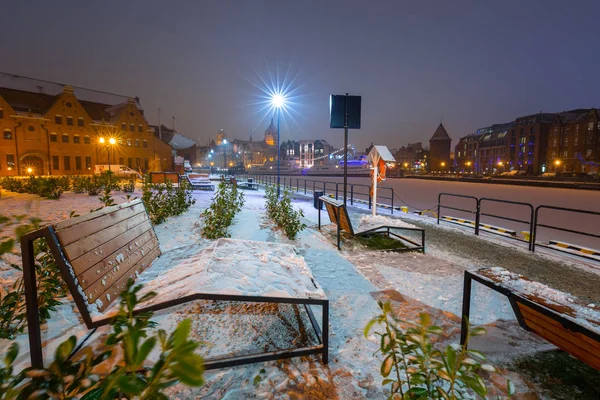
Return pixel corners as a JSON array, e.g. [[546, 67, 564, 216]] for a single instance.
[[330, 94, 361, 129]]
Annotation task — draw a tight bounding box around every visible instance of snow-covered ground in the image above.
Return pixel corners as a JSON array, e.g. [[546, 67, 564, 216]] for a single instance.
[[2, 185, 595, 398]]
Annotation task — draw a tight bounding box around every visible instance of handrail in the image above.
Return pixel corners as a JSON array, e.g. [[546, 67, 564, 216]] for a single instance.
[[532, 205, 600, 252]]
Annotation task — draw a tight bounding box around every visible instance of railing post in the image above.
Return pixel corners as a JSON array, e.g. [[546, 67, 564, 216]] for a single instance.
[[350, 184, 354, 205], [474, 199, 481, 236], [391, 188, 394, 215], [368, 186, 372, 210], [335, 183, 339, 200], [437, 193, 441, 225], [460, 273, 472, 347], [532, 207, 540, 252], [22, 233, 44, 369], [304, 179, 307, 194]]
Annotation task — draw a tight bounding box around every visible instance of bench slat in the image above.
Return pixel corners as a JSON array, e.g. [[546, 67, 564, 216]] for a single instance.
[[518, 303, 600, 355], [84, 237, 159, 306], [78, 229, 157, 290], [95, 245, 162, 312], [69, 219, 154, 274], [519, 308, 600, 370], [57, 202, 147, 246], [63, 212, 149, 261], [54, 199, 143, 231]]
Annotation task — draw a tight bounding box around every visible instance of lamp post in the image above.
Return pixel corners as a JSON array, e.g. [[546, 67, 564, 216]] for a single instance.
[[271, 93, 285, 197], [99, 137, 116, 185], [222, 139, 228, 172]]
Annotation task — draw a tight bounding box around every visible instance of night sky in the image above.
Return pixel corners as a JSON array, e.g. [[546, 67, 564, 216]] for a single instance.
[[2, 0, 599, 151]]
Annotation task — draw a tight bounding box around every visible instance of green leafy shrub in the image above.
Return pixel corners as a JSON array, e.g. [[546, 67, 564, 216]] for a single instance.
[[0, 177, 25, 193], [0, 216, 68, 339], [142, 179, 196, 225], [86, 176, 103, 195], [99, 187, 116, 207], [121, 176, 136, 193], [201, 182, 245, 239], [264, 186, 306, 240], [71, 175, 90, 193], [365, 301, 514, 399], [0, 281, 204, 399]]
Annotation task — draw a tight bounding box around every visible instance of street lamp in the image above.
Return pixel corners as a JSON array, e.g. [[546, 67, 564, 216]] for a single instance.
[[99, 136, 117, 185], [271, 92, 286, 197], [554, 159, 561, 172], [222, 139, 228, 171]]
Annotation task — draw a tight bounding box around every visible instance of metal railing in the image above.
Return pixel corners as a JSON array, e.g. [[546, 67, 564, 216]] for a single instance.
[[437, 193, 479, 233], [479, 198, 535, 251]]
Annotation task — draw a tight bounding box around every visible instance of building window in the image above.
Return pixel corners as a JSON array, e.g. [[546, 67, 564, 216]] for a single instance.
[[85, 156, 92, 170], [62, 134, 69, 143], [121, 123, 126, 130], [143, 140, 148, 148], [84, 135, 90, 144], [67, 116, 73, 126], [134, 139, 140, 147], [0, 108, 3, 118], [119, 157, 124, 165], [127, 139, 132, 146], [3, 129, 12, 139], [576, 125, 580, 133], [7, 154, 15, 171], [136, 158, 140, 168], [587, 149, 593, 157], [52, 156, 59, 170], [138, 125, 143, 132], [144, 158, 149, 170], [118, 139, 124, 145], [130, 124, 135, 132], [127, 158, 133, 168], [78, 117, 84, 127], [563, 137, 568, 146], [50, 133, 58, 142], [574, 135, 579, 146], [73, 135, 80, 144], [55, 115, 62, 124], [64, 156, 71, 170], [75, 156, 82, 170]]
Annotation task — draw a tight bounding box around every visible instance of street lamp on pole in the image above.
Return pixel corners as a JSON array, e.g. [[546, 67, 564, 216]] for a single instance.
[[99, 137, 117, 185], [223, 139, 228, 172], [271, 93, 286, 197]]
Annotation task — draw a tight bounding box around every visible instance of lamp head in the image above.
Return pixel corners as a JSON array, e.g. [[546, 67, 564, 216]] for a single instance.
[[99, 137, 106, 144], [109, 138, 116, 145]]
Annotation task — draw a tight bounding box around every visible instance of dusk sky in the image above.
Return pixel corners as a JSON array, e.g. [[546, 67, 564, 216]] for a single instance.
[[2, 0, 600, 151]]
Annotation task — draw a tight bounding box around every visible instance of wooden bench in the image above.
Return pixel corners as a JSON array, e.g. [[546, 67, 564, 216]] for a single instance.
[[149, 172, 180, 185], [21, 199, 329, 370], [461, 268, 600, 370], [317, 196, 425, 252]]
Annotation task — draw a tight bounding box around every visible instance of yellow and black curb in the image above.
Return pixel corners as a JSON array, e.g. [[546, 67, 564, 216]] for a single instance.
[[548, 240, 600, 258], [441, 216, 517, 236]]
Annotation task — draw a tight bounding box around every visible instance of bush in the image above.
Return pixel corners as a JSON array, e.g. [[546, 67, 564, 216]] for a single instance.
[[86, 175, 102, 195], [264, 186, 306, 240], [71, 175, 89, 193], [0, 281, 204, 398], [121, 176, 136, 193], [0, 216, 69, 339], [0, 176, 68, 199], [201, 182, 245, 239], [364, 301, 514, 399], [142, 179, 196, 225]]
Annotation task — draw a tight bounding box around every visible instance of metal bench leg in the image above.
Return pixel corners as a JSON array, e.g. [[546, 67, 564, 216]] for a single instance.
[[322, 300, 329, 364], [460, 273, 472, 347], [22, 235, 43, 369]]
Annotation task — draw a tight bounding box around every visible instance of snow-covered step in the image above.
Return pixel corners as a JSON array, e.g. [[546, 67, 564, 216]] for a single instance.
[[548, 240, 600, 261]]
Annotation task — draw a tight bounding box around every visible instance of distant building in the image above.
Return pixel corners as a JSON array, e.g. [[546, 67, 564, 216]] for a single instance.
[[547, 109, 599, 174], [151, 124, 198, 167], [0, 73, 172, 176], [455, 122, 513, 174], [507, 112, 556, 175], [394, 142, 427, 170], [428, 123, 452, 172], [230, 121, 278, 169]]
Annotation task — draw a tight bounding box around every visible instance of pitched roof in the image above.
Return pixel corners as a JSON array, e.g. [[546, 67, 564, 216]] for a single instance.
[[429, 123, 451, 142], [0, 87, 56, 114]]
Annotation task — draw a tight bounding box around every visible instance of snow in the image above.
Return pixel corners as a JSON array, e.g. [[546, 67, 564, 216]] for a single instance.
[[0, 185, 591, 397]]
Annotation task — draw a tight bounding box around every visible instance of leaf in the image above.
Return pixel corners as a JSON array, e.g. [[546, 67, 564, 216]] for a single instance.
[[436, 387, 451, 400], [116, 374, 146, 396], [507, 379, 515, 395], [171, 319, 192, 348], [80, 387, 104, 400], [406, 387, 428, 397], [137, 337, 157, 365], [0, 238, 15, 255], [470, 326, 487, 337], [381, 354, 394, 377], [364, 318, 379, 338], [55, 336, 77, 364], [5, 342, 19, 365]]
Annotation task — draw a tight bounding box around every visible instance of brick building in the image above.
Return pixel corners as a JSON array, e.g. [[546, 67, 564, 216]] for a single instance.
[[0, 74, 172, 177], [547, 109, 600, 174]]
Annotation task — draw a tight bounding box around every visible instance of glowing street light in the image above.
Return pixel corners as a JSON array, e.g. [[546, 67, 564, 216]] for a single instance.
[[99, 136, 117, 184], [27, 167, 33, 175], [271, 92, 287, 197], [554, 159, 561, 166]]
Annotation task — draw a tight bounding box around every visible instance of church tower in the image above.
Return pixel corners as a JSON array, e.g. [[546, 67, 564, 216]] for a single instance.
[[264, 118, 276, 146]]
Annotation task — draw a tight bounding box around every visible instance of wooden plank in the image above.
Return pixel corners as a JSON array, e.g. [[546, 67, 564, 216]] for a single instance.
[[83, 237, 159, 305], [63, 212, 149, 261], [518, 304, 600, 353], [69, 219, 154, 272], [95, 246, 161, 312], [151, 172, 179, 184], [339, 208, 354, 235], [523, 316, 600, 370], [77, 229, 157, 290], [57, 202, 147, 246], [54, 199, 143, 231], [325, 203, 338, 225]]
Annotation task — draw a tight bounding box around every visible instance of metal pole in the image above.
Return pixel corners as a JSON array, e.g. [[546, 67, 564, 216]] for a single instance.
[[343, 93, 348, 206], [107, 145, 111, 187], [460, 273, 472, 347], [277, 108, 281, 198]]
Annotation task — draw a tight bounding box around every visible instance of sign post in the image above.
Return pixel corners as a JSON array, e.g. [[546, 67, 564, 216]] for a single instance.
[[330, 94, 361, 206]]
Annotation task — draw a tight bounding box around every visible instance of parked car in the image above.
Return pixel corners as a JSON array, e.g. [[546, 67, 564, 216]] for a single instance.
[[94, 164, 142, 179]]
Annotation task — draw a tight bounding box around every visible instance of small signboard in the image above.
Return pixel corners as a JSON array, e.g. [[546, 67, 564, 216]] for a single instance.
[[330, 94, 361, 129]]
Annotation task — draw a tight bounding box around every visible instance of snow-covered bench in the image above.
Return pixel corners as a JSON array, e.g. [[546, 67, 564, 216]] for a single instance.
[[149, 172, 180, 185], [20, 199, 329, 370], [461, 267, 600, 370], [317, 195, 425, 252]]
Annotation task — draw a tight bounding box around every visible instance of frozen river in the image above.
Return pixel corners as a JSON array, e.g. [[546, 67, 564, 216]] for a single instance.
[[254, 175, 600, 252]]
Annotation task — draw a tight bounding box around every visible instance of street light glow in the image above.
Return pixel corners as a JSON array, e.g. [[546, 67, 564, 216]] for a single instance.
[[271, 93, 285, 109], [99, 137, 106, 144], [109, 137, 116, 145]]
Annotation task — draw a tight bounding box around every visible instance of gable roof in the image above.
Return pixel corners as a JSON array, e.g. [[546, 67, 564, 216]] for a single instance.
[[429, 123, 451, 142], [0, 87, 57, 114]]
